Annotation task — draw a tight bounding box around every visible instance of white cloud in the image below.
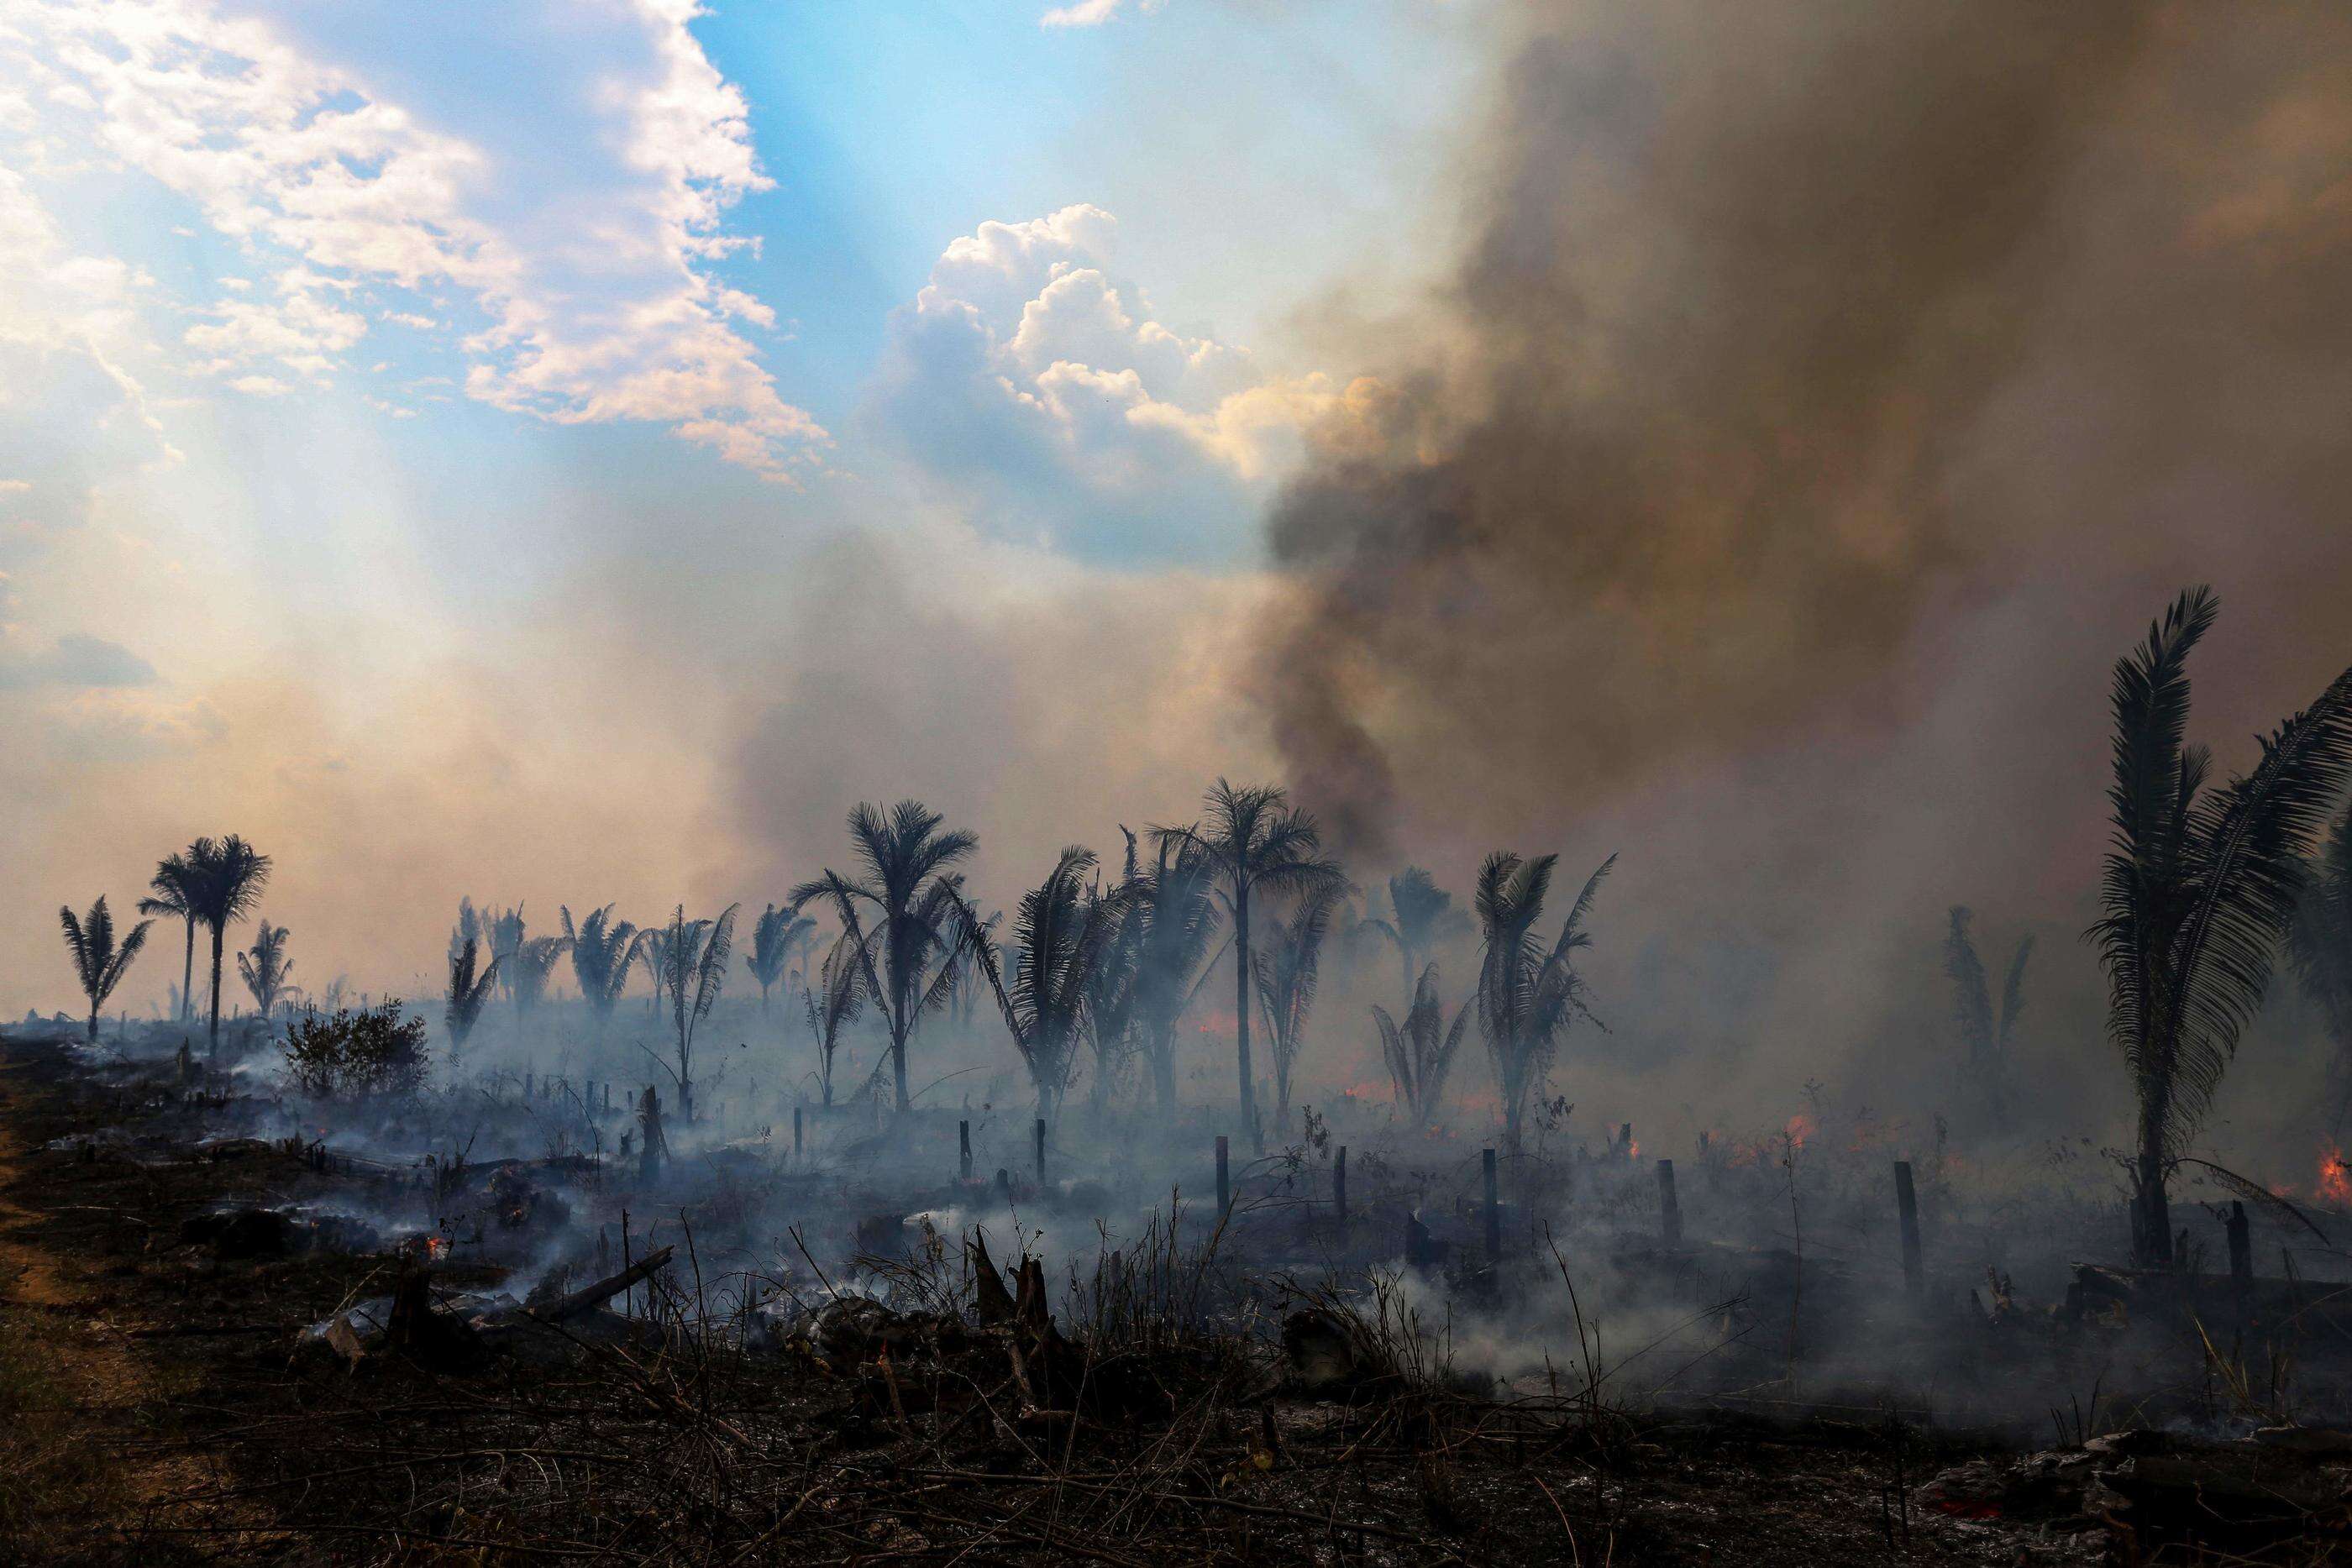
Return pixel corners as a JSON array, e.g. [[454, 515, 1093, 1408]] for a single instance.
[[869, 204, 1344, 563], [226, 374, 292, 396], [1041, 0, 1166, 27], [8, 0, 825, 478]]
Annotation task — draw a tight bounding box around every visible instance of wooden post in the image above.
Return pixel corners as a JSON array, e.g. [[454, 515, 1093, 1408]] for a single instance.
[[1483, 1147, 1501, 1262], [1334, 1146, 1348, 1226], [1619, 1122, 1634, 1161], [1893, 1160, 1922, 1295], [2226, 1200, 2252, 1292], [793, 1105, 803, 1162], [1657, 1158, 1682, 1249], [1215, 1135, 1230, 1214], [1034, 1118, 1047, 1188], [960, 1120, 973, 1183]]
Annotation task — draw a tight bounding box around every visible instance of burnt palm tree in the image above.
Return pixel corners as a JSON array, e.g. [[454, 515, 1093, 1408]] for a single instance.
[[2088, 587, 2352, 1266], [1362, 867, 1465, 995], [645, 904, 738, 1123], [1253, 881, 1341, 1133], [2289, 800, 2352, 1132], [1129, 831, 1223, 1114], [60, 896, 152, 1041], [237, 920, 295, 1021], [791, 801, 980, 1114], [1944, 906, 2032, 1129], [971, 847, 1125, 1124], [1475, 850, 1614, 1154], [1155, 780, 1343, 1148], [446, 936, 501, 1059], [747, 900, 816, 1014], [186, 835, 271, 1059], [1377, 962, 1474, 1130], [805, 931, 865, 1109], [561, 905, 638, 1025], [138, 852, 197, 1023]]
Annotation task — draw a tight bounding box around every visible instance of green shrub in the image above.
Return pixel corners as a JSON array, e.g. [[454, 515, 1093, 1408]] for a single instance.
[[281, 1000, 430, 1098]]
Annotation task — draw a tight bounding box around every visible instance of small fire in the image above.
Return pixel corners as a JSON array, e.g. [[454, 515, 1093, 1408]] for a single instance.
[[2318, 1147, 2352, 1206], [1784, 1113, 1815, 1151]]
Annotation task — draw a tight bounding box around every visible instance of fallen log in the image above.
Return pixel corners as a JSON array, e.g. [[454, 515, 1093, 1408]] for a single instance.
[[541, 1245, 674, 1323]]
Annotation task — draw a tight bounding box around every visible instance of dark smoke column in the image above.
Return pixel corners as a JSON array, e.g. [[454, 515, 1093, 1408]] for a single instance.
[[1261, 0, 2173, 855]]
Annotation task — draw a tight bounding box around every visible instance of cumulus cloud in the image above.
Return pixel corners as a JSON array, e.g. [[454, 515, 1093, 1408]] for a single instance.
[[3, 0, 825, 477], [868, 204, 1351, 562]]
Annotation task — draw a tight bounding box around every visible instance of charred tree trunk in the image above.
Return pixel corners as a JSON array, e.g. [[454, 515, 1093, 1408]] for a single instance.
[[207, 923, 225, 1061], [1233, 892, 1257, 1151]]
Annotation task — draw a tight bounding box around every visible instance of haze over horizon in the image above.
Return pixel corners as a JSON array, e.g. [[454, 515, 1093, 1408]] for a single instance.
[[8, 0, 2352, 1154]]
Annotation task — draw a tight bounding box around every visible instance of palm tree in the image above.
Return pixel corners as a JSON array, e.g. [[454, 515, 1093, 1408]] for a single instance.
[[971, 847, 1126, 1124], [508, 935, 571, 1019], [449, 897, 483, 967], [60, 896, 153, 1041], [747, 900, 816, 1013], [138, 852, 197, 1023], [486, 905, 526, 1005], [446, 936, 501, 1059], [237, 920, 295, 1021], [1253, 881, 1341, 1133], [805, 931, 866, 1108], [561, 905, 639, 1025], [2087, 587, 2352, 1266], [1129, 831, 1223, 1114], [2289, 800, 2352, 1132], [644, 904, 738, 1123], [1377, 962, 1474, 1129], [1944, 907, 2032, 1129], [1363, 867, 1464, 995], [1079, 835, 1147, 1111], [791, 801, 981, 1114], [186, 835, 271, 1059], [1475, 850, 1614, 1154], [1154, 780, 1344, 1148]]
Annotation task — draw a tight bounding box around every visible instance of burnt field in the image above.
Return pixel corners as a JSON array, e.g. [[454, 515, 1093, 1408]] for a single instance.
[[2, 1028, 2348, 1565]]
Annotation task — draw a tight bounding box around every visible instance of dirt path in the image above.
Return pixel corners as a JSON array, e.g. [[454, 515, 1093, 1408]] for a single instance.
[[0, 1056, 237, 1561]]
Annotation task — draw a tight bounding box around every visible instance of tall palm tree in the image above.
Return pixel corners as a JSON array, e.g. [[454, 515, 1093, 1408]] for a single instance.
[[446, 936, 501, 1060], [186, 835, 271, 1059], [1129, 831, 1223, 1114], [1944, 906, 2032, 1129], [561, 905, 638, 1025], [1377, 962, 1474, 1129], [1253, 881, 1341, 1132], [1155, 780, 1344, 1148], [2088, 587, 2352, 1266], [747, 900, 816, 1014], [236, 920, 295, 1022], [1475, 850, 1614, 1154], [805, 930, 865, 1109], [138, 852, 197, 1024], [791, 800, 980, 1114], [2289, 800, 2352, 1131], [645, 904, 738, 1123], [60, 896, 152, 1041], [971, 847, 1126, 1124], [1363, 867, 1464, 995]]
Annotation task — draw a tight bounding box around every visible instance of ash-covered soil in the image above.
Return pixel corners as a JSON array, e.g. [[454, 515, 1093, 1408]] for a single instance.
[[0, 1031, 2339, 1565]]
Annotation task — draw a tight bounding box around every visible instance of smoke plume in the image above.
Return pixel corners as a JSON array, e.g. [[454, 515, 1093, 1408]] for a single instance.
[[1263, 0, 2352, 862]]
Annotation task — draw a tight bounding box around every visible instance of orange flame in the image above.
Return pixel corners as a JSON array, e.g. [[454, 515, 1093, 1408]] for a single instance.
[[1784, 1113, 1815, 1150], [2319, 1146, 2351, 1206]]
